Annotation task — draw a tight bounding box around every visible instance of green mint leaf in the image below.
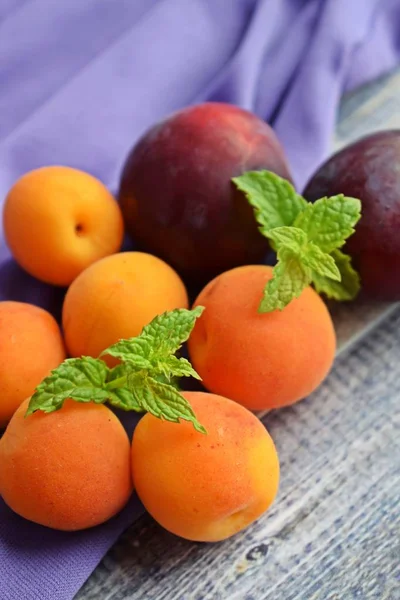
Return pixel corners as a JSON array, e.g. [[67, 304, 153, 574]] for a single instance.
[[105, 365, 143, 411], [108, 388, 142, 411], [302, 243, 341, 281], [156, 355, 202, 381], [26, 357, 109, 415], [151, 372, 182, 390], [312, 249, 361, 301], [142, 306, 205, 356], [232, 170, 307, 233], [101, 337, 153, 366], [106, 364, 128, 383], [265, 226, 308, 253], [134, 377, 207, 434], [102, 307, 204, 364], [259, 248, 312, 313], [294, 195, 361, 253]]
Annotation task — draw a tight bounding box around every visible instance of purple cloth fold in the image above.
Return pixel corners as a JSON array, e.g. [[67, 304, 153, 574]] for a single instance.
[[0, 1, 399, 598]]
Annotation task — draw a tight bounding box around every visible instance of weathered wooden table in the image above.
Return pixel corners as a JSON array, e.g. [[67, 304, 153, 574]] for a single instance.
[[76, 70, 400, 600]]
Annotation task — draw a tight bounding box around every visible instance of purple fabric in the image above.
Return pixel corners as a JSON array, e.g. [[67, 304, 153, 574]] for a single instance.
[[0, 1, 399, 598]]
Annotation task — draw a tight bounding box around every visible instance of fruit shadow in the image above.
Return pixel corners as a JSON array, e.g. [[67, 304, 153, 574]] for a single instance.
[[0, 232, 135, 326], [185, 247, 277, 306], [0, 258, 66, 324]]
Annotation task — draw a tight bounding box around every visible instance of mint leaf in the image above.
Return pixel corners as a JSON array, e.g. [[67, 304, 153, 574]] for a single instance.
[[101, 337, 153, 365], [312, 249, 361, 301], [158, 355, 202, 381], [106, 364, 127, 383], [108, 388, 142, 411], [232, 170, 307, 233], [152, 373, 182, 390], [259, 229, 340, 312], [265, 226, 307, 254], [106, 365, 143, 411], [134, 377, 207, 434], [294, 195, 361, 253], [143, 306, 205, 356], [259, 248, 311, 313], [103, 307, 204, 364], [302, 244, 341, 281], [26, 357, 109, 415]]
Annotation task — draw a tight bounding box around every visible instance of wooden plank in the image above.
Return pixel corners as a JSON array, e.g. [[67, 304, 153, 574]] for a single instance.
[[76, 69, 400, 600]]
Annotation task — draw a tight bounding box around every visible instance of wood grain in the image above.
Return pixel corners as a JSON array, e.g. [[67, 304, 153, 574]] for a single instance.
[[75, 69, 400, 600]]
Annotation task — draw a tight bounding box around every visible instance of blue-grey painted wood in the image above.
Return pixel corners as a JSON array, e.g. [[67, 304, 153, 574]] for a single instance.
[[75, 70, 400, 600]]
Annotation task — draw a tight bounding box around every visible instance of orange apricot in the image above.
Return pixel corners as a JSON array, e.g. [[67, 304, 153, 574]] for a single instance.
[[0, 301, 66, 428], [62, 251, 189, 359], [0, 399, 133, 531], [2, 166, 124, 286], [188, 265, 336, 410], [131, 391, 279, 542]]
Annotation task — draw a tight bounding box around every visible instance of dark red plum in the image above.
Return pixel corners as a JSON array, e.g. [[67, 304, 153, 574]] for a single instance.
[[303, 130, 400, 301], [118, 103, 292, 284]]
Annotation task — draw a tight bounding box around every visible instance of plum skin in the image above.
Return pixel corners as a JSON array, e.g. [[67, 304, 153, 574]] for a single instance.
[[303, 130, 400, 301], [117, 102, 292, 284]]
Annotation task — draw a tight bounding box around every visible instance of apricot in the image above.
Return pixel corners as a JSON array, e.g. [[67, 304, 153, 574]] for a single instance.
[[118, 102, 292, 284], [0, 301, 66, 428], [188, 265, 336, 410], [62, 251, 189, 359], [132, 391, 279, 542], [3, 166, 124, 286], [0, 398, 133, 531]]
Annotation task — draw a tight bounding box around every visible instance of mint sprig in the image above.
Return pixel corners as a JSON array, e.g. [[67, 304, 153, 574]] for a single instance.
[[233, 171, 362, 312], [26, 307, 207, 434]]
